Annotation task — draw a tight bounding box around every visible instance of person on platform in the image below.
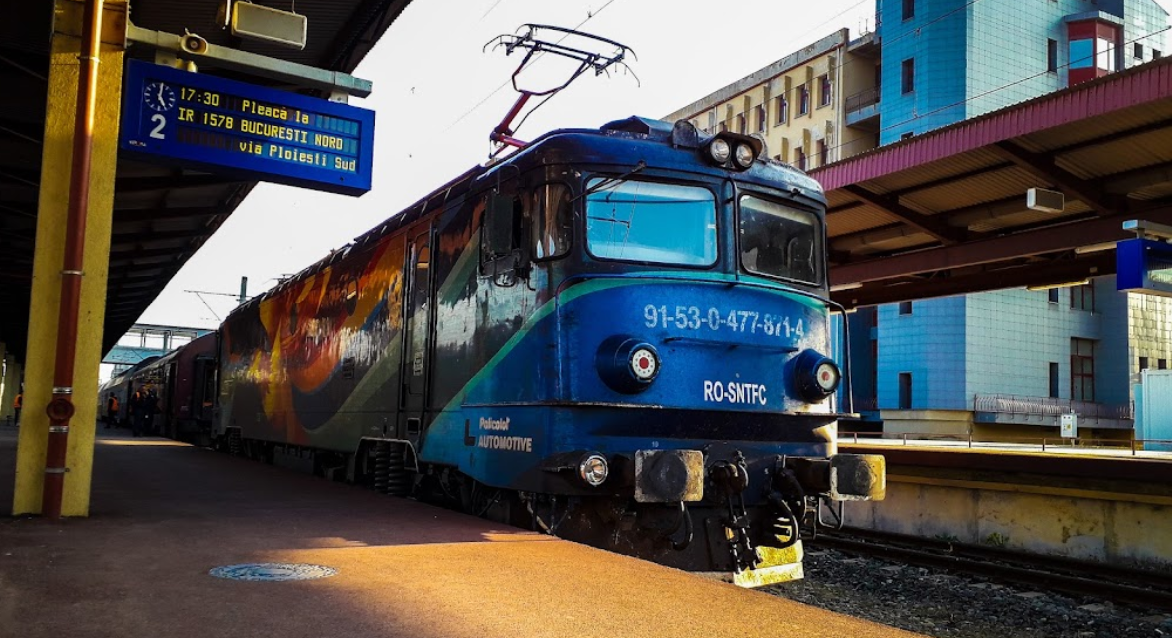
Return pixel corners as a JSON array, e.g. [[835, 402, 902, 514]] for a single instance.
[[130, 386, 146, 437], [12, 392, 21, 426], [144, 389, 159, 436], [105, 393, 120, 429]]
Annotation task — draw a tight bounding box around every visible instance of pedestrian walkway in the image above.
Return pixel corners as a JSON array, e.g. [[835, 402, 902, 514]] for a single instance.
[[0, 429, 919, 638]]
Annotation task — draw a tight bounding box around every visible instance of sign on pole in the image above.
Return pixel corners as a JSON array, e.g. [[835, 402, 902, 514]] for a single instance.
[[119, 60, 375, 196]]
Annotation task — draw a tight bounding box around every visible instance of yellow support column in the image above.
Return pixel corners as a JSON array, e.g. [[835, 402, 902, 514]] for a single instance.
[[12, 0, 126, 516]]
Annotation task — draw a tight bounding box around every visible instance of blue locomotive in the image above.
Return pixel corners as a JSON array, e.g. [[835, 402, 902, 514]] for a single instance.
[[212, 116, 886, 586]]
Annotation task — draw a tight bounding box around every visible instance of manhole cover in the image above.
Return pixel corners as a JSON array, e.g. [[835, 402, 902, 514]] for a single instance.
[[208, 563, 337, 582]]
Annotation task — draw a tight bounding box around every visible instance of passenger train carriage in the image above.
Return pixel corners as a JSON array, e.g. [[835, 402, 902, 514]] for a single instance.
[[215, 116, 886, 586]]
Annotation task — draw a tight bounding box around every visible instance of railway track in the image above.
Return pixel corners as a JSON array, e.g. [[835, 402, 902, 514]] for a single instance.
[[810, 528, 1172, 612]]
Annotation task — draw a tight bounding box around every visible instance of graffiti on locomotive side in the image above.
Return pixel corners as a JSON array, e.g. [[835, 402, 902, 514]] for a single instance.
[[643, 304, 804, 337], [476, 416, 533, 453]]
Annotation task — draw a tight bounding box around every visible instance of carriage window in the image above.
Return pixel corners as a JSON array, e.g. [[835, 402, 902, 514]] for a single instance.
[[585, 178, 716, 267], [530, 182, 572, 259], [739, 195, 821, 285]]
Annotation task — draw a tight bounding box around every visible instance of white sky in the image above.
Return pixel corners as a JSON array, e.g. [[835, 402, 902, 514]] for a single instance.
[[135, 0, 1172, 328]]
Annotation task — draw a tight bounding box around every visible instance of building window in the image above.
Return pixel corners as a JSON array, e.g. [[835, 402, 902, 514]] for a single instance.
[[818, 75, 832, 107], [1048, 39, 1059, 72], [736, 113, 746, 134], [1070, 39, 1093, 69], [900, 58, 918, 93], [1161, 359, 1168, 370], [1049, 362, 1060, 398], [899, 301, 913, 315], [795, 147, 806, 171], [708, 111, 716, 131], [900, 131, 914, 141], [818, 139, 828, 166], [719, 122, 727, 132], [1070, 283, 1094, 312], [1135, 43, 1144, 59], [1155, 49, 1163, 59], [1098, 37, 1116, 71], [1048, 288, 1059, 303], [775, 97, 789, 124], [902, 0, 914, 20], [755, 105, 767, 132], [1139, 356, 1149, 370], [898, 372, 912, 409], [799, 85, 810, 115], [1071, 338, 1095, 402]]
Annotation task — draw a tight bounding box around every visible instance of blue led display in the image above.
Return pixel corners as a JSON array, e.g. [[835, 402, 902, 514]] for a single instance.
[[1117, 238, 1172, 298], [119, 60, 375, 196]]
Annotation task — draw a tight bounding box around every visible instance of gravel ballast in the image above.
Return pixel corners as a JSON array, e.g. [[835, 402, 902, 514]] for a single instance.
[[765, 549, 1172, 638]]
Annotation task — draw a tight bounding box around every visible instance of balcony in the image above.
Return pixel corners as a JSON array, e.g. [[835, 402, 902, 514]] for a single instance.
[[845, 87, 880, 128], [972, 394, 1134, 430]]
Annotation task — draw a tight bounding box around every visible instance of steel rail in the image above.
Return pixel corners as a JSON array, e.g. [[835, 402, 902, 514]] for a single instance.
[[812, 528, 1172, 612]]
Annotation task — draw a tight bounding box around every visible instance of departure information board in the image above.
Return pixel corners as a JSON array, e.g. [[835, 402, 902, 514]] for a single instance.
[[1118, 238, 1172, 298], [119, 60, 375, 196]]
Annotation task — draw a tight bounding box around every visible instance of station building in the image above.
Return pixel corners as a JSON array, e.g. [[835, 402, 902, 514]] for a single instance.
[[666, 0, 1172, 440], [661, 28, 881, 171], [862, 0, 1170, 439]]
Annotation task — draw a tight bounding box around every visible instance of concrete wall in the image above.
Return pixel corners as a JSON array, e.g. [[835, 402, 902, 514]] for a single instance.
[[846, 478, 1172, 570], [879, 409, 972, 436], [964, 285, 1102, 402], [1128, 291, 1172, 387], [878, 0, 969, 143], [1110, 0, 1170, 68], [964, 0, 1081, 118], [876, 296, 967, 410]]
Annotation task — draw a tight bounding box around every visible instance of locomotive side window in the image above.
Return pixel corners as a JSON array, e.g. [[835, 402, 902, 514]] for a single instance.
[[739, 195, 821, 285], [585, 178, 716, 266], [529, 182, 572, 260]]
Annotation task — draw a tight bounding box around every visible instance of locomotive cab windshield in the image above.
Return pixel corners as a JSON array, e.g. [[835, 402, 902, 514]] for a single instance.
[[739, 195, 822, 286], [585, 178, 717, 267]]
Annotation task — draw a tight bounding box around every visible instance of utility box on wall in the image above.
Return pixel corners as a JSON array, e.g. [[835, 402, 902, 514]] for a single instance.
[[1060, 413, 1078, 438], [1139, 369, 1172, 451]]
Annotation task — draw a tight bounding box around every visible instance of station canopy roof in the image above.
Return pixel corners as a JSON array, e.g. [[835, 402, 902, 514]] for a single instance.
[[814, 55, 1172, 309], [0, 0, 410, 361]]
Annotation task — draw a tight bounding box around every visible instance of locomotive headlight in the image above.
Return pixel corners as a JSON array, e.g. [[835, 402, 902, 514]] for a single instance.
[[790, 349, 841, 403], [734, 143, 755, 168], [596, 336, 660, 393], [814, 361, 840, 393], [630, 346, 659, 381], [709, 138, 731, 164], [579, 453, 609, 487]]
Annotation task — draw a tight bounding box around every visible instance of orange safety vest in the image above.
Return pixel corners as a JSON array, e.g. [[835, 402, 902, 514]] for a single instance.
[[109, 397, 120, 412], [13, 394, 21, 409]]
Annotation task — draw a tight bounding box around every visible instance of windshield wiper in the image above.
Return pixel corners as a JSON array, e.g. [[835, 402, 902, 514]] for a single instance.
[[575, 160, 647, 202]]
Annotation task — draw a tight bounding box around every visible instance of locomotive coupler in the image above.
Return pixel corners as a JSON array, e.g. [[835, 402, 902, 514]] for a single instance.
[[709, 453, 758, 574]]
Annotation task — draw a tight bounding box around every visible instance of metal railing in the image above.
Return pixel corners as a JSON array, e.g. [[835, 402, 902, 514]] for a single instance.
[[841, 431, 1172, 456], [845, 87, 880, 114], [973, 394, 1133, 420]]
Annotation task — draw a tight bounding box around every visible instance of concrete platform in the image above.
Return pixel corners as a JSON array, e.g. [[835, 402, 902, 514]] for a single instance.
[[0, 426, 919, 638]]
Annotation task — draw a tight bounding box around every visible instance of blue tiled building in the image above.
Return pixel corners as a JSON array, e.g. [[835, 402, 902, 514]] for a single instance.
[[875, 0, 1168, 144], [848, 0, 1171, 438]]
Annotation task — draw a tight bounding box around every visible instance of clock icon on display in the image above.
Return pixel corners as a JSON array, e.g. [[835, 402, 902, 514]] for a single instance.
[[144, 81, 176, 112]]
